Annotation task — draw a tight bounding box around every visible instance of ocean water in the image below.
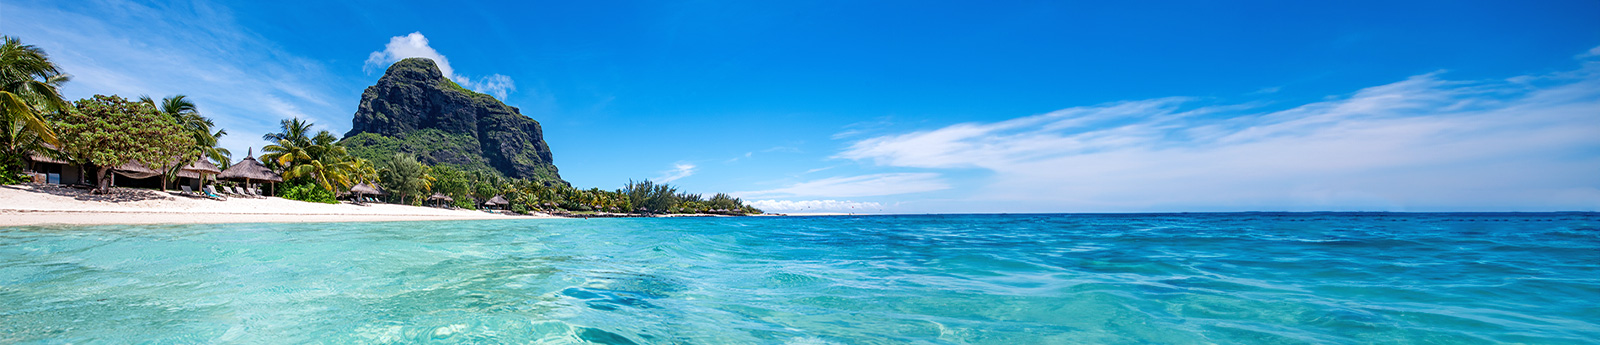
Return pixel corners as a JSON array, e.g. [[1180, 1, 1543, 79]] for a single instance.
[[1, 214, 1597, 344]]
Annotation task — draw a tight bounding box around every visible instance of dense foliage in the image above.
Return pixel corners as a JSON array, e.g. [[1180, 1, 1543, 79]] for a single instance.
[[56, 95, 195, 193], [278, 181, 337, 204], [377, 153, 435, 205]]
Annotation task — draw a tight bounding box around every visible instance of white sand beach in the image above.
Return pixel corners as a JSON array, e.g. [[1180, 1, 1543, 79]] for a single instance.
[[0, 184, 550, 226]]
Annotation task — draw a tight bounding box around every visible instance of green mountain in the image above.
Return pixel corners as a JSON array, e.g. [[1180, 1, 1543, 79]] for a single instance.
[[342, 58, 564, 185]]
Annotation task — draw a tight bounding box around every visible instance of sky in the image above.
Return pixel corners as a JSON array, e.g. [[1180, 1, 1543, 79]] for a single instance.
[[3, 0, 1598, 213]]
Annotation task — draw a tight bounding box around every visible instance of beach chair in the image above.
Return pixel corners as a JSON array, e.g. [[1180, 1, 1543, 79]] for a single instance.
[[230, 186, 249, 198], [249, 187, 264, 197], [203, 185, 228, 200], [180, 185, 195, 195]]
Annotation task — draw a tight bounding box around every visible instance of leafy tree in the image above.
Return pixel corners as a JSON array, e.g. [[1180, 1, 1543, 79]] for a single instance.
[[623, 179, 679, 214], [378, 153, 434, 205], [139, 95, 229, 189], [57, 95, 194, 193], [140, 95, 230, 165], [0, 36, 70, 182]]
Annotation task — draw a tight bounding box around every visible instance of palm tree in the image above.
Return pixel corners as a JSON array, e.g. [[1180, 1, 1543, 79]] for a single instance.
[[261, 118, 374, 196], [0, 36, 67, 147], [263, 117, 314, 147], [379, 153, 435, 205], [0, 36, 69, 181]]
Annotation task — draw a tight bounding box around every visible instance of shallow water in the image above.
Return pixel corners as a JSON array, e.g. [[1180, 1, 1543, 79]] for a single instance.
[[1, 213, 1597, 344]]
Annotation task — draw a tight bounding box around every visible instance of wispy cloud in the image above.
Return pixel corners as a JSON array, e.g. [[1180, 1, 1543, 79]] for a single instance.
[[736, 173, 949, 198], [2, 0, 349, 158], [749, 200, 884, 212], [655, 163, 697, 182], [837, 52, 1600, 211], [364, 32, 516, 99], [832, 116, 897, 139]]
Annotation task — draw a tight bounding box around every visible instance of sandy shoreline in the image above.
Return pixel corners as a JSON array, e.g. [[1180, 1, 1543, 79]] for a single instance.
[[1, 184, 551, 226]]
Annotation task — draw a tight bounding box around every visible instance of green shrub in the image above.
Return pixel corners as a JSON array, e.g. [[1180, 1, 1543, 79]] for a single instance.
[[280, 181, 337, 204]]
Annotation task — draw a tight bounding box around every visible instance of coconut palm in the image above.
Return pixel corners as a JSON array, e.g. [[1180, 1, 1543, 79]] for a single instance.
[[0, 36, 67, 147], [263, 117, 314, 147], [261, 119, 374, 195], [0, 36, 70, 182]]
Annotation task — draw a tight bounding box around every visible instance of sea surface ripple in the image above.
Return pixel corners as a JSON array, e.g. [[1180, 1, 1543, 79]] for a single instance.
[[1, 213, 1597, 344]]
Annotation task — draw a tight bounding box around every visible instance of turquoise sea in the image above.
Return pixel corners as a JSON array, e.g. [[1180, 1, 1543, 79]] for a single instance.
[[1, 214, 1597, 344]]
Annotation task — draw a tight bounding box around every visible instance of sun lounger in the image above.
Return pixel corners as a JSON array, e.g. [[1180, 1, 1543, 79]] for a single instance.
[[249, 187, 264, 197], [203, 185, 228, 200]]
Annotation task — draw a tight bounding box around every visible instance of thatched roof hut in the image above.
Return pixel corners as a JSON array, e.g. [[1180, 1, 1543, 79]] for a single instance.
[[218, 149, 281, 196], [428, 192, 453, 202], [350, 183, 386, 195], [218, 155, 282, 183], [27, 152, 69, 165], [175, 158, 222, 179], [483, 195, 508, 206], [112, 161, 163, 179]]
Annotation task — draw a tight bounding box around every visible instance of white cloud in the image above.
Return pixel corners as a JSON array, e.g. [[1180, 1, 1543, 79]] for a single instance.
[[736, 173, 949, 198], [837, 59, 1600, 212], [655, 163, 696, 182], [365, 32, 455, 78], [364, 32, 515, 99], [749, 200, 884, 212], [466, 74, 516, 100]]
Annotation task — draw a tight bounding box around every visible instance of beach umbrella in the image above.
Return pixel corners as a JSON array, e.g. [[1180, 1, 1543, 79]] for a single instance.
[[218, 148, 282, 195], [429, 192, 453, 207], [349, 183, 386, 195], [347, 183, 386, 202], [177, 156, 222, 185], [483, 195, 508, 209]]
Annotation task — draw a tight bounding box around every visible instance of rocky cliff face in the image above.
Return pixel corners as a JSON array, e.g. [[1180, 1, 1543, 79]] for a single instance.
[[343, 58, 563, 184]]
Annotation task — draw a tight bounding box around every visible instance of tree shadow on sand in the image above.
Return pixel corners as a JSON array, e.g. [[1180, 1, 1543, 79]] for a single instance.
[[3, 183, 176, 203]]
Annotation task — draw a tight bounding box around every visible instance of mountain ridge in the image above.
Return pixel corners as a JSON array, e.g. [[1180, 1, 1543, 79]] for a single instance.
[[342, 58, 564, 185]]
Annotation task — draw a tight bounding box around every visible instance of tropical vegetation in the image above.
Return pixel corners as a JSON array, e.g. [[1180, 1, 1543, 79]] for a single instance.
[[260, 118, 377, 202], [55, 95, 195, 193]]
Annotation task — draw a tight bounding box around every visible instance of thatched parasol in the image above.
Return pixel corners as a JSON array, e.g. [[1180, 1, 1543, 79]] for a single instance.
[[483, 195, 508, 206], [176, 158, 222, 179], [218, 149, 282, 195], [428, 192, 454, 207], [349, 183, 386, 196]]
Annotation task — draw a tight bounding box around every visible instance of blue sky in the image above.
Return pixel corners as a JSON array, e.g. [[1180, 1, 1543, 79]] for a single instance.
[[4, 0, 1598, 212]]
